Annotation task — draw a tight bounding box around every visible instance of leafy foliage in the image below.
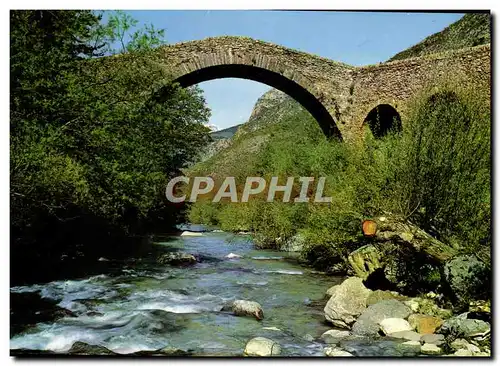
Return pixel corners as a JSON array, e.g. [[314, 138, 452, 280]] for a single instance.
[[10, 10, 211, 275], [188, 80, 490, 267]]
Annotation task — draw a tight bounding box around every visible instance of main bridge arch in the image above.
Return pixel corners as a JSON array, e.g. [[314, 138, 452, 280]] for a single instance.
[[159, 36, 357, 140], [155, 36, 490, 143]]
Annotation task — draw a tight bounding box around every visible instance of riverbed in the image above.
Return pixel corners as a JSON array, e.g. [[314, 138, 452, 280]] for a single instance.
[[10, 228, 342, 356]]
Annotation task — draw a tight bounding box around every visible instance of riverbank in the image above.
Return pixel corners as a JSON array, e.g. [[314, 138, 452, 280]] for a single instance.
[[10, 228, 491, 357]]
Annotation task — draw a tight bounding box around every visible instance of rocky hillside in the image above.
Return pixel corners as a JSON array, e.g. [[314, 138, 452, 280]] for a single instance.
[[195, 88, 305, 167], [388, 13, 490, 61]]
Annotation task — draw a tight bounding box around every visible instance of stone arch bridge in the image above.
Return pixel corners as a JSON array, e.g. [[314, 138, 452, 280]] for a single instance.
[[157, 36, 490, 142]]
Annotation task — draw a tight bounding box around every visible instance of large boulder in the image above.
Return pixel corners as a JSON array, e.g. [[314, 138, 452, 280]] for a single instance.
[[158, 252, 197, 266], [347, 245, 383, 280], [367, 290, 407, 306], [323, 277, 372, 328], [444, 255, 490, 307], [438, 312, 490, 339], [232, 300, 264, 320], [408, 314, 443, 334], [244, 337, 281, 356], [351, 300, 411, 336]]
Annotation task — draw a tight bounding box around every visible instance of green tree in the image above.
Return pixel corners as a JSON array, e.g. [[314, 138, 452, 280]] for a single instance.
[[10, 10, 211, 281]]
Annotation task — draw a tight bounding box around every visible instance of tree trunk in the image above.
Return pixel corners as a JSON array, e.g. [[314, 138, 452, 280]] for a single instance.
[[366, 215, 458, 262]]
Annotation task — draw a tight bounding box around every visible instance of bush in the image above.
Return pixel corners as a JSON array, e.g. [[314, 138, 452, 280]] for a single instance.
[[386, 83, 490, 252]]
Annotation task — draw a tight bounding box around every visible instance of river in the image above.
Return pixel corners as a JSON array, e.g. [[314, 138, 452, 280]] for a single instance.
[[10, 226, 342, 356]]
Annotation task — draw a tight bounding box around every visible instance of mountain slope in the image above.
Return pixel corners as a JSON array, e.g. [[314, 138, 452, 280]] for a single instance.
[[388, 13, 490, 62]]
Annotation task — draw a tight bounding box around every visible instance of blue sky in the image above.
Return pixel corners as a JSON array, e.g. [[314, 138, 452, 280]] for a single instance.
[[123, 11, 464, 130]]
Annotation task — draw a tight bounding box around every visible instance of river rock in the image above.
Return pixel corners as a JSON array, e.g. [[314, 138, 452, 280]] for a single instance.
[[404, 299, 420, 313], [408, 314, 443, 334], [453, 348, 474, 356], [438, 313, 490, 339], [244, 337, 281, 356], [325, 284, 338, 297], [347, 245, 383, 280], [444, 255, 490, 308], [68, 341, 116, 355], [303, 334, 314, 342], [180, 231, 203, 236], [367, 290, 407, 306], [388, 330, 421, 342], [420, 343, 442, 355], [450, 338, 470, 351], [321, 329, 351, 344], [225, 253, 242, 259], [232, 300, 264, 320], [421, 333, 445, 345], [398, 341, 421, 353], [324, 347, 353, 357], [132, 346, 192, 356], [158, 252, 197, 266], [351, 300, 411, 336], [380, 318, 413, 335], [323, 277, 372, 328]]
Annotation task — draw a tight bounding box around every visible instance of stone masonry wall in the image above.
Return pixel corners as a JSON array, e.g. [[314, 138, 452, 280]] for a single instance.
[[156, 37, 491, 142]]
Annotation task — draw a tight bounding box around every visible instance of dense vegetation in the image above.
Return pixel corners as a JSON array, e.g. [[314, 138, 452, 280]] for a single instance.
[[188, 81, 490, 273], [10, 10, 211, 283], [388, 13, 490, 61]]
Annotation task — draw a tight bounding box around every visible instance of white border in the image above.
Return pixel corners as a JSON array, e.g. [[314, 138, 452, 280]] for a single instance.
[[2, 2, 498, 366]]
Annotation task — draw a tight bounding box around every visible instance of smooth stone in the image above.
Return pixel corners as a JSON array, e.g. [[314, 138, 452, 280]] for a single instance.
[[321, 329, 351, 344], [450, 338, 470, 351], [225, 253, 242, 259], [454, 349, 473, 356], [352, 300, 411, 336], [388, 330, 421, 342], [303, 334, 314, 342], [180, 231, 203, 236], [324, 347, 353, 357], [380, 318, 413, 335], [398, 340, 421, 352], [421, 333, 445, 345], [420, 343, 442, 355], [244, 337, 281, 356], [232, 300, 264, 320]]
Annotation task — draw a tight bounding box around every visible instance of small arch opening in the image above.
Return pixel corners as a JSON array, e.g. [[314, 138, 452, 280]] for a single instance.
[[364, 104, 402, 138]]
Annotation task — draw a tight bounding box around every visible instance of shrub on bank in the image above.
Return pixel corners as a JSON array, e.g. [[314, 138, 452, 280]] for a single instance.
[[188, 81, 490, 275]]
